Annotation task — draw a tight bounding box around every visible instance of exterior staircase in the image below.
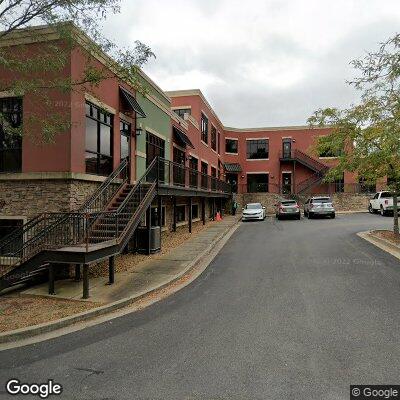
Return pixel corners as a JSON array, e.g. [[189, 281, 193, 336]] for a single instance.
[[0, 158, 155, 292], [280, 148, 329, 195]]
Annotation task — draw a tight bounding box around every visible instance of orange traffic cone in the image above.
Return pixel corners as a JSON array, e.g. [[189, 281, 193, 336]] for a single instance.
[[216, 211, 222, 221]]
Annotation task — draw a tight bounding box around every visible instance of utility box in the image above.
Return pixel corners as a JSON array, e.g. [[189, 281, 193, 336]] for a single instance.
[[136, 226, 161, 254]]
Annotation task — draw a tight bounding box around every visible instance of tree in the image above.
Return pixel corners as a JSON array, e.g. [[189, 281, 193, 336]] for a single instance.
[[308, 33, 400, 236], [0, 0, 155, 142]]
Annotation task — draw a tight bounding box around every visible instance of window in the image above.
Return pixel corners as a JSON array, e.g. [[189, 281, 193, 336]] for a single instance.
[[176, 205, 186, 222], [225, 138, 238, 154], [146, 132, 165, 167], [173, 108, 191, 119], [334, 173, 344, 193], [217, 131, 221, 154], [211, 125, 217, 151], [0, 218, 23, 255], [359, 177, 376, 193], [247, 173, 269, 193], [319, 148, 343, 157], [0, 97, 22, 172], [247, 139, 268, 159], [85, 102, 113, 175], [120, 120, 130, 161], [201, 113, 208, 143], [151, 206, 166, 227], [192, 204, 199, 219]]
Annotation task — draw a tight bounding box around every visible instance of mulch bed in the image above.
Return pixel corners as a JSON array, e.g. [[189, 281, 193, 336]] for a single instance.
[[90, 220, 216, 277], [371, 230, 400, 246], [0, 295, 99, 333]]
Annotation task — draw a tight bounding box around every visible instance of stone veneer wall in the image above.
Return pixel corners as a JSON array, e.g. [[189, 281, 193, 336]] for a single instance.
[[0, 179, 100, 219], [234, 192, 370, 214]]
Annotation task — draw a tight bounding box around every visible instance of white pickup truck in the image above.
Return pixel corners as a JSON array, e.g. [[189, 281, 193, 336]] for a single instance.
[[369, 191, 400, 216]]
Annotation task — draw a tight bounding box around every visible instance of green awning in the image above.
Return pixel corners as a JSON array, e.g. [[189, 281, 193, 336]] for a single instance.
[[119, 87, 146, 118]]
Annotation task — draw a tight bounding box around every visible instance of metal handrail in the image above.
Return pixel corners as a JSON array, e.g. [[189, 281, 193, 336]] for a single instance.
[[294, 149, 329, 172]]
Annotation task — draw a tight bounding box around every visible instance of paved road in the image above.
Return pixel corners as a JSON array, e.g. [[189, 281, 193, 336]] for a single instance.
[[1, 214, 400, 400]]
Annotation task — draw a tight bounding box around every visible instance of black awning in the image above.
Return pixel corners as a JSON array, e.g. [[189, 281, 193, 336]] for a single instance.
[[173, 126, 194, 149], [119, 86, 146, 118], [224, 163, 242, 173]]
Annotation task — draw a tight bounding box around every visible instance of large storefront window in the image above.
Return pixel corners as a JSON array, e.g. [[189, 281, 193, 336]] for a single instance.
[[85, 102, 113, 175], [247, 139, 269, 159], [247, 173, 269, 193], [0, 97, 22, 172]]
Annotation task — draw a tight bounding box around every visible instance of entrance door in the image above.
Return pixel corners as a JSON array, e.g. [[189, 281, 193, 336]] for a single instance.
[[282, 172, 292, 194], [282, 138, 292, 158], [226, 173, 238, 193]]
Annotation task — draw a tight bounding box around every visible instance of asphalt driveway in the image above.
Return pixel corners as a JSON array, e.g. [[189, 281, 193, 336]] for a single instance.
[[0, 213, 399, 400]]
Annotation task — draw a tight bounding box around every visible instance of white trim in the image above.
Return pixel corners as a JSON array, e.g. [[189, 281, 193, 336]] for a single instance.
[[200, 109, 210, 120], [211, 164, 217, 169], [225, 137, 238, 141], [172, 142, 186, 152], [200, 159, 209, 165], [188, 153, 198, 159], [171, 105, 192, 110], [246, 171, 270, 174], [135, 150, 146, 158], [0, 216, 27, 222], [282, 136, 293, 139], [201, 141, 209, 147], [225, 152, 238, 155], [119, 112, 133, 123], [145, 126, 167, 140], [0, 91, 19, 98], [246, 137, 269, 141], [85, 93, 116, 114], [246, 158, 269, 161], [0, 172, 108, 182], [281, 171, 292, 174], [319, 156, 338, 160]]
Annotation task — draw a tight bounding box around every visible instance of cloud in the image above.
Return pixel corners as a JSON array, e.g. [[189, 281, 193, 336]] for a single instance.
[[102, 0, 400, 127]]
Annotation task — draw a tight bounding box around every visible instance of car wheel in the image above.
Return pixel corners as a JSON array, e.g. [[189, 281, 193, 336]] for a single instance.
[[277, 215, 280, 220], [297, 214, 301, 220], [308, 212, 313, 219], [304, 210, 308, 217], [331, 213, 335, 219], [380, 206, 386, 216], [368, 204, 374, 214]]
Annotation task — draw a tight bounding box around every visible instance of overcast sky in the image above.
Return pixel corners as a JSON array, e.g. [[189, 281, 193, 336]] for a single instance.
[[102, 0, 400, 128]]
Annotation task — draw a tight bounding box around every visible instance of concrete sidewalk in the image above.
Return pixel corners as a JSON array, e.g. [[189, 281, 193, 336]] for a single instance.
[[23, 216, 240, 304]]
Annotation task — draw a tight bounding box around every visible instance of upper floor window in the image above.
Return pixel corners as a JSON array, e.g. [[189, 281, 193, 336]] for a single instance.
[[319, 148, 343, 157], [201, 113, 208, 144], [217, 131, 221, 154], [173, 108, 191, 119], [85, 102, 113, 176], [225, 138, 238, 154], [247, 139, 269, 159], [0, 97, 23, 172], [211, 125, 217, 151]]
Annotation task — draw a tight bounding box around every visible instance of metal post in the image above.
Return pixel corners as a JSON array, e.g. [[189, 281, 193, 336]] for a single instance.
[[202, 197, 206, 225], [146, 206, 151, 255], [74, 264, 81, 281], [48, 264, 55, 295], [158, 195, 162, 249], [108, 256, 115, 285], [213, 198, 216, 221], [173, 196, 177, 232], [82, 264, 89, 299], [189, 197, 192, 233]]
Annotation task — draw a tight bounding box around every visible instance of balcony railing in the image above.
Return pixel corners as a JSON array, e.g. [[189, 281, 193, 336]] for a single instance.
[[157, 158, 231, 194]]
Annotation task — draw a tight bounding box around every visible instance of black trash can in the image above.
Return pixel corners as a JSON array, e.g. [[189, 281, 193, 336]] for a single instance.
[[136, 226, 161, 254]]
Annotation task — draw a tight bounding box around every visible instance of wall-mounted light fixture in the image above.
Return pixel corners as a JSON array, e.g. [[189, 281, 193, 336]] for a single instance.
[[135, 123, 143, 136]]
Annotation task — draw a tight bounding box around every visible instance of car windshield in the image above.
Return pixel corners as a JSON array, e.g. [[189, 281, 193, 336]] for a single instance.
[[281, 201, 296, 206], [313, 198, 331, 204], [246, 204, 261, 209]]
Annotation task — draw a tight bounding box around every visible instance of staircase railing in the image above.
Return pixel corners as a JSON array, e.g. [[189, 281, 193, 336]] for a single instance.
[[296, 170, 326, 194], [293, 149, 328, 173], [0, 159, 129, 268]]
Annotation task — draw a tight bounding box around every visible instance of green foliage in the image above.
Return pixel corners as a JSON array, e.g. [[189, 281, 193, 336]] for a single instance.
[[0, 0, 156, 143], [308, 33, 400, 234]]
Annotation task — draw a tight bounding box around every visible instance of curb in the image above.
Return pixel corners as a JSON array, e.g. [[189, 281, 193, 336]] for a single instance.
[[0, 218, 241, 345], [357, 231, 400, 261]]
